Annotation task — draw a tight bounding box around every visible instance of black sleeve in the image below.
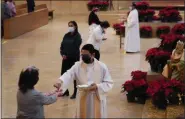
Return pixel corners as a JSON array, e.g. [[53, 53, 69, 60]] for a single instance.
[[94, 14, 101, 25], [60, 35, 65, 56], [74, 33, 82, 50]]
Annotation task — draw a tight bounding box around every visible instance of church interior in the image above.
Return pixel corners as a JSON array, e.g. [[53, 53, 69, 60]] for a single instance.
[[1, 0, 185, 118]]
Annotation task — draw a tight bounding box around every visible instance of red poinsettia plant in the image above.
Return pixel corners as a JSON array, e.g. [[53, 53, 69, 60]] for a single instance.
[[87, 0, 109, 11], [122, 70, 148, 93], [160, 34, 185, 51], [87, 1, 109, 6], [131, 70, 147, 80], [153, 16, 160, 21], [147, 78, 185, 109], [159, 7, 182, 22], [135, 1, 149, 10], [147, 9, 155, 16], [113, 22, 125, 35], [156, 26, 171, 37], [171, 23, 185, 35], [145, 48, 171, 62], [140, 26, 152, 38]]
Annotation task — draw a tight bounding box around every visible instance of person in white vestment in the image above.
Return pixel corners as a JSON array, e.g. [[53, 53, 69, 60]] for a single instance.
[[124, 2, 140, 53], [87, 21, 110, 60], [88, 7, 101, 37], [54, 44, 113, 118]]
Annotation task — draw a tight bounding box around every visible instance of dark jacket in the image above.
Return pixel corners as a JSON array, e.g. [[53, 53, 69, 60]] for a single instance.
[[1, 2, 11, 20], [88, 11, 101, 26], [26, 0, 35, 11], [60, 32, 82, 58]]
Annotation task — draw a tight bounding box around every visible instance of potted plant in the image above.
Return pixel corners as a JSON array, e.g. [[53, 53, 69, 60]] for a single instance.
[[159, 7, 182, 22], [160, 34, 185, 52], [156, 26, 170, 38], [146, 9, 155, 22], [112, 22, 125, 36], [145, 48, 171, 72], [135, 1, 149, 10], [147, 79, 185, 109], [87, 1, 109, 11], [171, 23, 185, 35], [140, 26, 152, 38], [122, 71, 148, 104]]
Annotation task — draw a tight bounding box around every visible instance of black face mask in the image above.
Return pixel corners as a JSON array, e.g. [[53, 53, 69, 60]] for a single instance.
[[82, 54, 92, 64]]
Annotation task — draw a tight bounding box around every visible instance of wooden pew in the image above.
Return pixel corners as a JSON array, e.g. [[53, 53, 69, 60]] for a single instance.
[[35, 4, 54, 18], [15, 4, 54, 18], [16, 8, 27, 16], [15, 3, 27, 10], [4, 8, 49, 39]]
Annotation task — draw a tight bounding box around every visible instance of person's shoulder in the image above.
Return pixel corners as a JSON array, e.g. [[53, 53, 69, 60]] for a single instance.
[[96, 60, 108, 69]]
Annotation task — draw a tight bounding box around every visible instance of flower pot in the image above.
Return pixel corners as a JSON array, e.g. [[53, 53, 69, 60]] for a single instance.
[[126, 93, 135, 102], [135, 95, 147, 104], [116, 30, 120, 35]]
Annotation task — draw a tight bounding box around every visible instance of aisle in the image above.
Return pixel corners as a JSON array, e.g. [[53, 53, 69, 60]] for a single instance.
[[2, 16, 161, 118]]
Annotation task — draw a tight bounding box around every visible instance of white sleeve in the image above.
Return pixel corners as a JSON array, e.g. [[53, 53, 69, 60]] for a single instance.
[[127, 11, 137, 28], [59, 63, 77, 93], [94, 29, 104, 42], [96, 64, 113, 95]]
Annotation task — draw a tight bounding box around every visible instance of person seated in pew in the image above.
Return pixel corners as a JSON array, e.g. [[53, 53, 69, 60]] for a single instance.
[[16, 66, 61, 119], [1, 0, 12, 38], [6, 0, 16, 17]]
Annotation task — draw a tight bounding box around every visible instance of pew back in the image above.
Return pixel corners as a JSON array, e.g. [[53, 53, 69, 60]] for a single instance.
[[4, 8, 49, 39]]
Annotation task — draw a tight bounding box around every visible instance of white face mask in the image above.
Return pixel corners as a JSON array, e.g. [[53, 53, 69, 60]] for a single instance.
[[68, 27, 75, 33], [94, 11, 98, 14]]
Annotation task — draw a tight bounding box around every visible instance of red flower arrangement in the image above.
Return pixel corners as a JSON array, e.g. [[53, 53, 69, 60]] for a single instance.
[[131, 70, 147, 80], [159, 7, 182, 22], [145, 48, 171, 72], [153, 16, 160, 21], [160, 34, 185, 51], [140, 26, 152, 38], [147, 9, 155, 16], [87, 0, 109, 11], [145, 48, 171, 61], [147, 78, 185, 109], [156, 26, 171, 37], [135, 1, 149, 10], [122, 70, 148, 104], [171, 23, 185, 35], [113, 22, 125, 35]]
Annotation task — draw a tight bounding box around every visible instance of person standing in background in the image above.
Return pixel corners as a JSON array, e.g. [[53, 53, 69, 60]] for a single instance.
[[87, 21, 110, 60], [1, 0, 11, 38], [6, 0, 16, 17], [60, 21, 82, 99], [88, 7, 101, 36], [124, 2, 140, 53], [26, 0, 35, 13]]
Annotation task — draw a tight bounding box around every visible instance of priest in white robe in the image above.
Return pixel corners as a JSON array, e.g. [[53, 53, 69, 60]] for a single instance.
[[54, 44, 113, 118], [124, 2, 140, 53]]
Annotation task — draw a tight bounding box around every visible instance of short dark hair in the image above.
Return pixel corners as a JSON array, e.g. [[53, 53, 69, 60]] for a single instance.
[[81, 44, 95, 54], [68, 21, 78, 34], [18, 66, 39, 93], [132, 2, 137, 8], [100, 21, 110, 29]]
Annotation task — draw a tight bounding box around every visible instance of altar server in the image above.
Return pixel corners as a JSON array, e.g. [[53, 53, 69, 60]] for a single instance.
[[124, 2, 140, 53], [87, 21, 110, 60], [54, 44, 113, 118]]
